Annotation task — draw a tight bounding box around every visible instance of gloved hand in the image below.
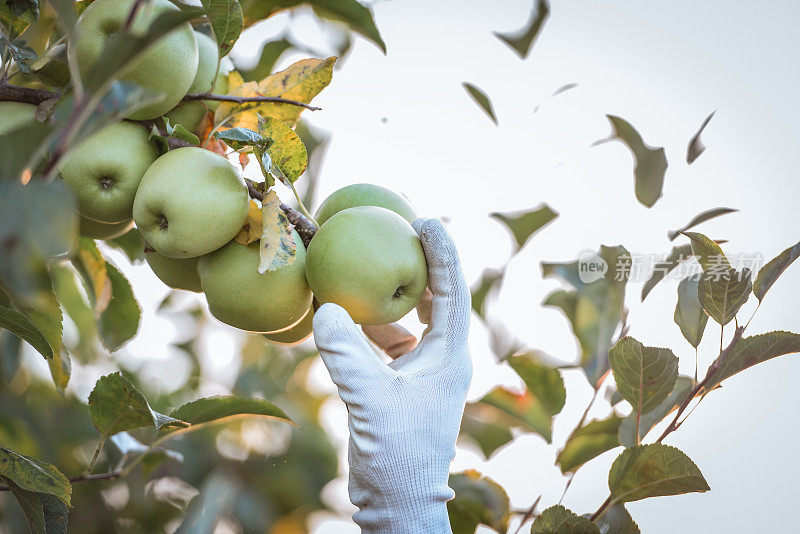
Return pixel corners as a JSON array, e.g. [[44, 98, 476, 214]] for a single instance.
[[313, 218, 472, 534]]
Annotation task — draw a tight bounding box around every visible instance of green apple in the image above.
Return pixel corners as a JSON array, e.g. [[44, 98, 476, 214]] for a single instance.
[[133, 147, 250, 258], [262, 306, 314, 345], [60, 121, 158, 223], [306, 206, 428, 325], [71, 0, 198, 120], [315, 183, 417, 226], [79, 215, 134, 240], [163, 31, 218, 132], [0, 102, 37, 134], [197, 234, 313, 332], [145, 251, 202, 292]]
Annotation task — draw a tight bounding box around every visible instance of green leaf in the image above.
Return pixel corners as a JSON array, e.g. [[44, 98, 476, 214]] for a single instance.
[[471, 386, 554, 443], [618, 376, 693, 447], [310, 0, 386, 54], [674, 276, 708, 348], [213, 126, 269, 150], [0, 304, 53, 360], [51, 263, 96, 359], [603, 115, 667, 208], [460, 405, 514, 459], [0, 446, 71, 506], [507, 352, 566, 416], [641, 244, 693, 301], [462, 82, 497, 125], [471, 268, 504, 321], [106, 228, 145, 263], [97, 263, 140, 352], [0, 0, 38, 38], [0, 180, 77, 305], [447, 470, 509, 534], [608, 337, 678, 415], [683, 231, 730, 271], [686, 111, 715, 164], [494, 0, 550, 59], [556, 414, 621, 474], [490, 203, 558, 251], [608, 443, 709, 504], [22, 290, 68, 394], [238, 37, 292, 82], [38, 492, 69, 534], [697, 267, 752, 325], [595, 504, 640, 534], [257, 114, 308, 184], [1, 475, 45, 534], [89, 372, 187, 438], [72, 238, 110, 311], [1, 36, 38, 72], [667, 206, 736, 241], [705, 331, 800, 391], [169, 395, 291, 425], [163, 117, 200, 146], [753, 240, 800, 302], [201, 0, 243, 57], [531, 505, 599, 534]]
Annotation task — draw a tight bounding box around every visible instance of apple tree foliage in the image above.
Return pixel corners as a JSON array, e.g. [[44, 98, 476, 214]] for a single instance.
[[0, 0, 799, 532]]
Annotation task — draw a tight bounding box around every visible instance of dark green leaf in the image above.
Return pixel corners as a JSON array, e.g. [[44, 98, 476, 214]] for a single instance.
[[531, 505, 599, 534], [238, 37, 292, 81], [0, 446, 71, 506], [674, 276, 708, 348], [603, 115, 667, 208], [753, 240, 800, 302], [490, 203, 558, 251], [459, 405, 514, 459], [641, 243, 693, 301], [38, 492, 69, 534], [1, 475, 45, 534], [164, 117, 200, 145], [447, 470, 509, 534], [608, 443, 709, 504], [686, 111, 715, 164], [201, 0, 243, 57], [0, 304, 53, 360], [462, 82, 497, 124], [170, 395, 291, 425], [683, 231, 729, 271], [0, 0, 38, 38], [98, 263, 140, 351], [2, 36, 38, 72], [471, 386, 553, 442], [0, 180, 77, 304], [494, 0, 550, 59], [471, 268, 504, 321], [595, 504, 640, 534], [213, 126, 269, 150], [106, 228, 146, 263], [310, 0, 386, 54], [667, 207, 736, 241], [697, 268, 752, 325], [618, 376, 693, 447], [556, 414, 621, 474], [608, 337, 678, 415], [705, 331, 800, 391], [88, 372, 187, 438], [507, 352, 565, 416]]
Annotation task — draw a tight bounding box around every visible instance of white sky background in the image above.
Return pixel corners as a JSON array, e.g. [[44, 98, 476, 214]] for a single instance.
[[39, 1, 800, 532]]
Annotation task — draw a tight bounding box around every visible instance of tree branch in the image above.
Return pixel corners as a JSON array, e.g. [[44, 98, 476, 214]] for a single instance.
[[0, 83, 321, 112], [245, 178, 318, 248], [0, 471, 122, 492]]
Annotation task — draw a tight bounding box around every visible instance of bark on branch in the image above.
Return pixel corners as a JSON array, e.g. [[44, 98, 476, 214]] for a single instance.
[[245, 178, 317, 248]]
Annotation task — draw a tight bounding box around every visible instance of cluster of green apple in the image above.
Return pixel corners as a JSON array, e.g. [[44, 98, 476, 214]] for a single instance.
[[0, 0, 430, 344]]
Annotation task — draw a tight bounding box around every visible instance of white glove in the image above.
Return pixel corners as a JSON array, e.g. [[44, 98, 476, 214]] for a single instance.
[[313, 218, 472, 534]]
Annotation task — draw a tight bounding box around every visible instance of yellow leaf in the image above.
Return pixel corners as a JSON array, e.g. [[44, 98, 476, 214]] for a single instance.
[[215, 57, 337, 130], [258, 191, 296, 273], [234, 200, 263, 245], [257, 114, 308, 184]]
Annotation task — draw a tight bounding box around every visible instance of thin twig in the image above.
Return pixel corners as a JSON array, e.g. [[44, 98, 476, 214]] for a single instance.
[[183, 92, 322, 111], [0, 83, 59, 105], [512, 495, 541, 534]]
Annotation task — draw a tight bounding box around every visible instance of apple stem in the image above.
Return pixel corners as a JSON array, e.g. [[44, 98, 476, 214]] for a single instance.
[[288, 180, 319, 228]]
